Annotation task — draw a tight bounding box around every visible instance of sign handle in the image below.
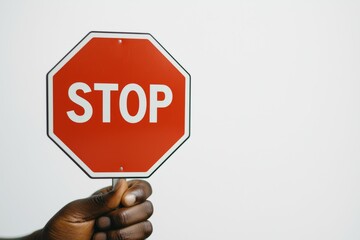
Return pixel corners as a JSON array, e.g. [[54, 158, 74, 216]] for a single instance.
[[112, 178, 121, 190]]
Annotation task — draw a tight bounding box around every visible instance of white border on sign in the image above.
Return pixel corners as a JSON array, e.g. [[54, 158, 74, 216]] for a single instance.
[[47, 32, 191, 178]]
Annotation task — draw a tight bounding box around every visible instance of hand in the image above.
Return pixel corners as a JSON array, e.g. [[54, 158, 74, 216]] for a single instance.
[[19, 179, 153, 240], [92, 180, 154, 240]]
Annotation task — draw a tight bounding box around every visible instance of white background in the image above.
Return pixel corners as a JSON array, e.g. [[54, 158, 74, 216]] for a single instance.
[[1, 1, 360, 239]]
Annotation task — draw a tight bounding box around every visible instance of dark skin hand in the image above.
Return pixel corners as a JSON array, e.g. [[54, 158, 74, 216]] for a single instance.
[[1, 179, 153, 240]]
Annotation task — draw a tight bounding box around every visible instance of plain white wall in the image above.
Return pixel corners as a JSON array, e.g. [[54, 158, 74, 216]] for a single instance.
[[1, 1, 360, 239]]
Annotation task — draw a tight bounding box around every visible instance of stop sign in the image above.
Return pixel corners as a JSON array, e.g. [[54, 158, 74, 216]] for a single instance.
[[47, 32, 190, 178]]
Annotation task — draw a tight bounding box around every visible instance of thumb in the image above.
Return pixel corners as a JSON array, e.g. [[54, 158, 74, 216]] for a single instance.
[[62, 179, 128, 221]]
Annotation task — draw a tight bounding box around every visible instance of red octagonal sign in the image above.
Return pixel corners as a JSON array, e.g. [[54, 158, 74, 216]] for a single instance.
[[47, 32, 190, 178]]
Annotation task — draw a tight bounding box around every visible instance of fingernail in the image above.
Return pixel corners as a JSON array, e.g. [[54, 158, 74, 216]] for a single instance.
[[96, 216, 111, 230], [125, 193, 136, 206], [93, 232, 107, 240]]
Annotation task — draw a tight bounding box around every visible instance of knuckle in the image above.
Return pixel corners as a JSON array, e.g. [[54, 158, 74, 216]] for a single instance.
[[108, 230, 125, 240], [144, 201, 154, 218], [116, 230, 132, 240], [143, 221, 153, 237], [114, 210, 128, 226], [142, 180, 152, 195], [108, 221, 153, 240], [133, 188, 146, 202], [92, 194, 106, 207]]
